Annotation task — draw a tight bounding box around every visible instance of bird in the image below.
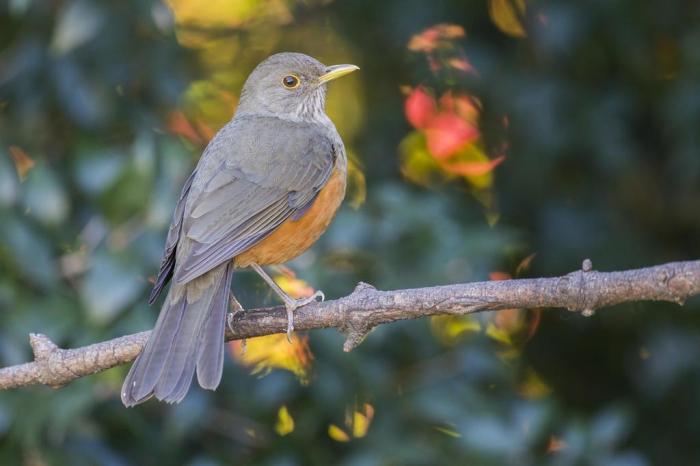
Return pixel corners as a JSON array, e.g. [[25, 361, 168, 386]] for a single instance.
[[121, 52, 359, 407]]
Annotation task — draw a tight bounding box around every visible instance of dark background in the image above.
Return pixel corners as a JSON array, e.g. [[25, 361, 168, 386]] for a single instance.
[[1, 0, 699, 464]]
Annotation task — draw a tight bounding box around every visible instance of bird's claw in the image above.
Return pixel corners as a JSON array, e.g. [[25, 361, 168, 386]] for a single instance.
[[226, 312, 235, 335], [227, 295, 245, 334], [284, 290, 325, 342]]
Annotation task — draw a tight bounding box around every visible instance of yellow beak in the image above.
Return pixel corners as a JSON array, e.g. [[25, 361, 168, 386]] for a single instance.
[[318, 64, 360, 84]]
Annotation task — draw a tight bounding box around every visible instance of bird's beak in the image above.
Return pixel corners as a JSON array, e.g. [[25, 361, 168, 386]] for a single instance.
[[318, 64, 360, 84]]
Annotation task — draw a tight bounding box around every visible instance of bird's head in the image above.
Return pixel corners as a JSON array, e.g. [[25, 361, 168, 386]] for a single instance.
[[236, 52, 359, 121]]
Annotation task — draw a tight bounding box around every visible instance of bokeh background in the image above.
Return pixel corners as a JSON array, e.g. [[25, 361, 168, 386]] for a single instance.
[[1, 0, 700, 464]]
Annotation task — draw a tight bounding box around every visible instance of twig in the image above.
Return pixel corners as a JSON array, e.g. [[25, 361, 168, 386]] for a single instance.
[[1, 259, 698, 390]]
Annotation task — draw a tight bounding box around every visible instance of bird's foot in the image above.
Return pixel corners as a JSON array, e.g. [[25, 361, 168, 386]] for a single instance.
[[283, 290, 325, 342], [227, 295, 245, 334]]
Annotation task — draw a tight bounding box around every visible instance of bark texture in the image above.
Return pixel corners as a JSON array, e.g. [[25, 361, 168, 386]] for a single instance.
[[1, 259, 698, 390]]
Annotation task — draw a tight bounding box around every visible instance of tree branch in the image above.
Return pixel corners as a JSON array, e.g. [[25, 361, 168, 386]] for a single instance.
[[1, 259, 698, 391]]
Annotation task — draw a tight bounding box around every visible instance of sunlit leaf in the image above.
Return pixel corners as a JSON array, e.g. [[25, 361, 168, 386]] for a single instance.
[[275, 406, 294, 436], [8, 146, 34, 181], [405, 87, 436, 129], [431, 315, 481, 345], [328, 403, 374, 442], [441, 155, 505, 178], [407, 23, 465, 53], [486, 322, 514, 345], [399, 132, 443, 187], [167, 0, 292, 48], [439, 145, 499, 189], [438, 92, 480, 123], [425, 113, 479, 159], [352, 404, 374, 438], [272, 270, 315, 299], [489, 0, 527, 38], [448, 57, 476, 74], [229, 333, 313, 383], [328, 424, 350, 442]]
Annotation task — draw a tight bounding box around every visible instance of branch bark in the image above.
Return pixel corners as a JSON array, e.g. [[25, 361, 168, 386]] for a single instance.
[[1, 259, 698, 391]]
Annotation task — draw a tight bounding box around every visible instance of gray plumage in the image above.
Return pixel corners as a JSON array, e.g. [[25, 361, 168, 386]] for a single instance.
[[121, 52, 355, 407]]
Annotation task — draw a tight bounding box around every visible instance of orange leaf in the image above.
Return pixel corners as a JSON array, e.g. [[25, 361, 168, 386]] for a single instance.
[[489, 271, 511, 281], [167, 111, 204, 144], [547, 435, 567, 453], [405, 87, 436, 129], [8, 146, 35, 181], [440, 154, 504, 176], [515, 252, 537, 277], [407, 23, 465, 53], [438, 92, 480, 123], [448, 57, 477, 74]]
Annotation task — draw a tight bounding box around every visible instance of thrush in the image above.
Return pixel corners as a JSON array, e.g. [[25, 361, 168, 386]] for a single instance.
[[121, 52, 358, 407]]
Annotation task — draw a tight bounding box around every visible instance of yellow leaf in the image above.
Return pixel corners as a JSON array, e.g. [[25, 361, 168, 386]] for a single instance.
[[352, 404, 375, 438], [485, 322, 513, 345], [328, 424, 350, 442], [166, 0, 292, 35], [431, 315, 481, 345], [229, 333, 313, 383], [275, 405, 295, 436], [399, 132, 442, 186], [274, 274, 315, 300], [489, 0, 527, 38]]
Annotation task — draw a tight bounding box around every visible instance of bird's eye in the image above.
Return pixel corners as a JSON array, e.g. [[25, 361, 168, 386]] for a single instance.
[[282, 74, 300, 89]]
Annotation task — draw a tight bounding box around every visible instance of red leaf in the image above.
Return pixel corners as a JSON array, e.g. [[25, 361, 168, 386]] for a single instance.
[[405, 87, 436, 129], [425, 113, 479, 158]]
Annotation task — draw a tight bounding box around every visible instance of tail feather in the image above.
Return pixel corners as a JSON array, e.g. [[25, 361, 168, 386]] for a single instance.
[[121, 263, 232, 407], [153, 295, 206, 399], [197, 264, 234, 389]]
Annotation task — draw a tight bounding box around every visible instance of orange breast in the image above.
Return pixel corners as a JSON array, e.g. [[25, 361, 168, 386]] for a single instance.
[[234, 167, 346, 268]]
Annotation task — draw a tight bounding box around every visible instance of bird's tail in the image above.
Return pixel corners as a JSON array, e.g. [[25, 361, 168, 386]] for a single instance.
[[121, 263, 233, 407]]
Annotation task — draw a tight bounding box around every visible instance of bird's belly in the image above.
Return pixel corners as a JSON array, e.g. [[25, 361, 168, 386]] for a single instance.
[[234, 168, 346, 268]]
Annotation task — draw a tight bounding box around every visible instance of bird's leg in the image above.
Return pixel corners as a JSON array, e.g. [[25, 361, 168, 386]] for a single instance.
[[250, 263, 325, 341]]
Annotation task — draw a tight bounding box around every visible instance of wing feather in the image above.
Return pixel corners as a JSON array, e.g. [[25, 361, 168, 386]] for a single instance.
[[172, 115, 338, 285]]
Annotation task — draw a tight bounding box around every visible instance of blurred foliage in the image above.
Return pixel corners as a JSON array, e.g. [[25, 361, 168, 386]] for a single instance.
[[1, 0, 700, 465]]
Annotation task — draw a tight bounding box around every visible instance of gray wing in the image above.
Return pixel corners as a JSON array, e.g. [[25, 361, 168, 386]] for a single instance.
[[148, 169, 197, 305], [173, 115, 337, 284]]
